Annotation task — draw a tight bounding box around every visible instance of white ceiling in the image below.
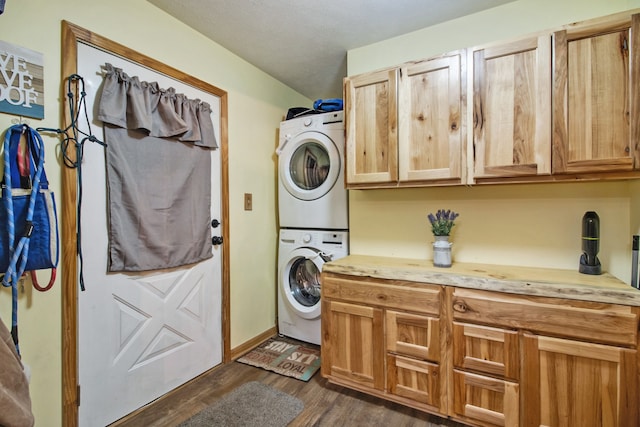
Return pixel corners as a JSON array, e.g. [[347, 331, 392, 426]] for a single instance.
[[147, 0, 516, 100]]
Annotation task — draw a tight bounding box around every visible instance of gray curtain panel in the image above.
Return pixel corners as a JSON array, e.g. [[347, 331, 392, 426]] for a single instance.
[[97, 64, 216, 272]]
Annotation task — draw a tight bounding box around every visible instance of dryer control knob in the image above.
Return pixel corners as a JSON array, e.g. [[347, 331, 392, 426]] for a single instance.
[[302, 233, 312, 243], [304, 118, 312, 127]]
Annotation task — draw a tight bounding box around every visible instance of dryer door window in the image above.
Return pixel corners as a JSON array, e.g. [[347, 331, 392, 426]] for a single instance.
[[288, 257, 321, 307], [289, 142, 330, 191], [279, 131, 341, 201]]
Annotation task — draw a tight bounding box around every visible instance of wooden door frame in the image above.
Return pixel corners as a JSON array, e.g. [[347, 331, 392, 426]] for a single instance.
[[60, 21, 231, 426]]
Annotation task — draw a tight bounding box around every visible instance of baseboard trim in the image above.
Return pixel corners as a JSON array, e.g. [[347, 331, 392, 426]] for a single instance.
[[230, 326, 278, 360]]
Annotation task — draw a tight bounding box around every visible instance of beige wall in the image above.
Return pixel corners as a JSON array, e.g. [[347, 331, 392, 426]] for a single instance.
[[0, 0, 309, 424], [347, 0, 640, 283]]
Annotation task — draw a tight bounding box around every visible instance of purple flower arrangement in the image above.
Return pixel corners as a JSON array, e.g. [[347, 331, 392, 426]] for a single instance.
[[428, 209, 459, 236]]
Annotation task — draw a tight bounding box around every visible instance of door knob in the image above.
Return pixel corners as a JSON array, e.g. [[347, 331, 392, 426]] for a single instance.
[[212, 236, 223, 245], [211, 219, 220, 228]]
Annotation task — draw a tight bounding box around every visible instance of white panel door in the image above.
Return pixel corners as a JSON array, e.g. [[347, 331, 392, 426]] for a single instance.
[[76, 43, 223, 427]]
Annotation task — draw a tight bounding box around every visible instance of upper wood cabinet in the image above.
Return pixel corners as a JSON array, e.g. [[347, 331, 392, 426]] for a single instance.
[[343, 9, 640, 189], [552, 12, 640, 175], [471, 35, 552, 181], [344, 51, 466, 188], [398, 51, 466, 185], [344, 68, 399, 186]]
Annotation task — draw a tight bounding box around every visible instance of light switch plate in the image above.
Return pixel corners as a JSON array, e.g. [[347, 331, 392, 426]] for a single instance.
[[244, 193, 252, 211]]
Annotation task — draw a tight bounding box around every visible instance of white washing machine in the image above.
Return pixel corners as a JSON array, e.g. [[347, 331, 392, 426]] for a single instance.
[[278, 228, 349, 345], [276, 111, 348, 230]]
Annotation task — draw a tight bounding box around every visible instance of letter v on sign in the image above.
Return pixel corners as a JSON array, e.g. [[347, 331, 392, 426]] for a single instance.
[[0, 52, 19, 86]]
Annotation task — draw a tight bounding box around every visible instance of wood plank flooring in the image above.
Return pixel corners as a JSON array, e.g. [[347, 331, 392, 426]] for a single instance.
[[111, 347, 468, 427]]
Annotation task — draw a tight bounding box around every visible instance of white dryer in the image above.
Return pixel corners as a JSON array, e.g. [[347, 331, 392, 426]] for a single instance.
[[276, 111, 348, 230], [278, 228, 348, 345]]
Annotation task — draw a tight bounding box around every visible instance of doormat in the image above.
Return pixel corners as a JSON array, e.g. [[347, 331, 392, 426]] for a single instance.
[[236, 337, 321, 381], [177, 381, 303, 427]]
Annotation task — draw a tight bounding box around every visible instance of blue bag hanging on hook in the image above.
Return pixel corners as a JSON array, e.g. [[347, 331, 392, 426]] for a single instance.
[[0, 124, 59, 353], [0, 124, 59, 276]]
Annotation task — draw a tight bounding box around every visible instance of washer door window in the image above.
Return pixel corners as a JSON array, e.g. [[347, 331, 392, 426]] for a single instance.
[[279, 131, 340, 201], [282, 248, 324, 319]]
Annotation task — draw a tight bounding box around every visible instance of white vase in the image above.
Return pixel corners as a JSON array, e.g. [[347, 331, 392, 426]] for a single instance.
[[433, 235, 452, 268]]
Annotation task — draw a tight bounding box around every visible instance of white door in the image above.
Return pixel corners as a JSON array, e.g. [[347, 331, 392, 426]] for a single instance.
[[76, 43, 223, 427]]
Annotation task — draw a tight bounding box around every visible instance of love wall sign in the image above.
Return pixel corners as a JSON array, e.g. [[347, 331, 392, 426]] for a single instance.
[[0, 40, 44, 119]]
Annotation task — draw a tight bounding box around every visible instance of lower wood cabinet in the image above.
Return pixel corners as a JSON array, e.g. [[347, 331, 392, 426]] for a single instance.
[[321, 274, 444, 413], [321, 272, 640, 427], [321, 300, 384, 391], [522, 333, 638, 427]]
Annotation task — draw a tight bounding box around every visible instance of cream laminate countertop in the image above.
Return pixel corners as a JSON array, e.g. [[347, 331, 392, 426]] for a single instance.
[[323, 254, 640, 307]]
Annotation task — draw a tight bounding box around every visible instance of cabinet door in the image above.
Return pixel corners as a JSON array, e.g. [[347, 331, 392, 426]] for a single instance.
[[453, 370, 519, 427], [344, 68, 399, 186], [387, 354, 440, 408], [522, 333, 638, 427], [553, 13, 640, 174], [472, 35, 552, 180], [453, 322, 518, 381], [321, 300, 385, 390], [386, 310, 440, 362], [398, 51, 465, 184]]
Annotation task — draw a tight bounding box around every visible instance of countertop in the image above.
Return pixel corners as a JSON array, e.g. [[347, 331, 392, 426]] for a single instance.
[[323, 254, 640, 307]]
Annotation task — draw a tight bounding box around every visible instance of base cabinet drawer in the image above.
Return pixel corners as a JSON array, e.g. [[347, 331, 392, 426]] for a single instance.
[[453, 370, 519, 427], [387, 310, 440, 362], [453, 322, 519, 380], [452, 288, 638, 346], [387, 354, 440, 408], [323, 275, 442, 314]]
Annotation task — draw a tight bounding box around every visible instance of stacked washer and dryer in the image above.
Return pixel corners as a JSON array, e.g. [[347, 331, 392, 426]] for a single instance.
[[276, 111, 349, 345]]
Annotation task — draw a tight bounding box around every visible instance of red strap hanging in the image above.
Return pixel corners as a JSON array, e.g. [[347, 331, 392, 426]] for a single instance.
[[16, 139, 30, 187], [30, 268, 56, 292]]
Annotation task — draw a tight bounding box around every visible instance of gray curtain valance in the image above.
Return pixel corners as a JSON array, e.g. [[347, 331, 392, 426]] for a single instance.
[[98, 63, 218, 148]]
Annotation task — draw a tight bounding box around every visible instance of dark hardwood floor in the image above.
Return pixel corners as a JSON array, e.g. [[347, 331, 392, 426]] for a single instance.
[[111, 352, 468, 427]]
